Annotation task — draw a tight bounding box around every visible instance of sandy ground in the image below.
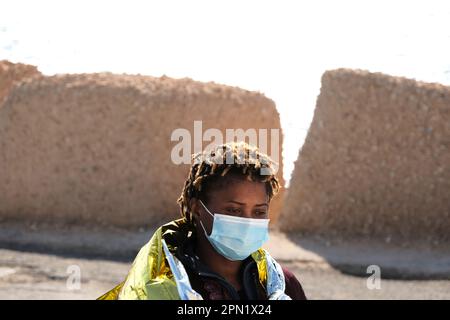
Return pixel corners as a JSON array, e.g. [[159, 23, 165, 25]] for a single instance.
[[1, 248, 450, 300], [0, 223, 449, 299]]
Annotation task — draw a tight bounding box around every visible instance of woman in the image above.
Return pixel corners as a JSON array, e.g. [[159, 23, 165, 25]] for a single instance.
[[98, 141, 306, 300]]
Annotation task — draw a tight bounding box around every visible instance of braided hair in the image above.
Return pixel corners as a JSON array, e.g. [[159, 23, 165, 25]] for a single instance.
[[177, 141, 281, 224]]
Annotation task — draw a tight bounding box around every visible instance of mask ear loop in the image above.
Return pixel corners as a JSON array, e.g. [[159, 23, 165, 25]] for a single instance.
[[199, 200, 214, 217], [198, 200, 214, 237]]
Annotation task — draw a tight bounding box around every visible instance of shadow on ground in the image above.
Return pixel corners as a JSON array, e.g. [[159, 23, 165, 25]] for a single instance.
[[280, 232, 450, 280], [0, 223, 155, 262], [1, 222, 449, 280]]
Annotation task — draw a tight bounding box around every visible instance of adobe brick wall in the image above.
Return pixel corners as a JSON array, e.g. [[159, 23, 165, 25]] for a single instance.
[[281, 69, 450, 245], [0, 71, 284, 228], [0, 60, 41, 107]]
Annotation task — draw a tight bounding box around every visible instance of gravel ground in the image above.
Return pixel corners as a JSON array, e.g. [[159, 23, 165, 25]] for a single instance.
[[1, 248, 449, 300]]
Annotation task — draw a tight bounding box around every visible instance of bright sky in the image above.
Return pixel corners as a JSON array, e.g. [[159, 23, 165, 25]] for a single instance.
[[1, 0, 450, 185]]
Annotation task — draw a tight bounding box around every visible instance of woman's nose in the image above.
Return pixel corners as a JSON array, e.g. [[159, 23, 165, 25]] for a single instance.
[[242, 210, 254, 218]]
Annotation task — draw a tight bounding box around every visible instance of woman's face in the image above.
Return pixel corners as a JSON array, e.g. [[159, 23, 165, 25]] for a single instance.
[[192, 176, 269, 236]]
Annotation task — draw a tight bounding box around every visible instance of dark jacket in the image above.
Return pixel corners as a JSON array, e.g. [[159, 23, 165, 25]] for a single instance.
[[176, 235, 307, 300]]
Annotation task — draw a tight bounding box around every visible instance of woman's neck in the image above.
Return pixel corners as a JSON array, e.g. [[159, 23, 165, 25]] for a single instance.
[[195, 237, 243, 291]]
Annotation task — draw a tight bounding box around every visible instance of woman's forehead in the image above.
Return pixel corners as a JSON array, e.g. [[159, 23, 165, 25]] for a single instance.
[[207, 177, 268, 203]]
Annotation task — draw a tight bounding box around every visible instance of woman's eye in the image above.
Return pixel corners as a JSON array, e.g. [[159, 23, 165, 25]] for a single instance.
[[226, 207, 241, 214], [255, 210, 268, 216]]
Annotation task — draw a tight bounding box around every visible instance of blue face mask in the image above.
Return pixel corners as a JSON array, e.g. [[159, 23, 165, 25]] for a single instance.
[[198, 200, 270, 261]]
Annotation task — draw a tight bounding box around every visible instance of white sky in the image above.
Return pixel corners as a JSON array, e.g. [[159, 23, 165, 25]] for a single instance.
[[1, 0, 450, 185]]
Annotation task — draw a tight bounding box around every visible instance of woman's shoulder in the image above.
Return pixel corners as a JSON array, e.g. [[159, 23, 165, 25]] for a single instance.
[[281, 265, 307, 300]]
